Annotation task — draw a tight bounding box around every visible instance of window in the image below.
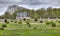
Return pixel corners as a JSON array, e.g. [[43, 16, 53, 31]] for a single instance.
[[22, 15, 24, 17]]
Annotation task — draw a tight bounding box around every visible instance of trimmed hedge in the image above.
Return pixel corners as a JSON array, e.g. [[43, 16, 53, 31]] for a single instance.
[[23, 18, 26, 21], [40, 21, 43, 23], [34, 18, 38, 21], [2, 24, 7, 28], [11, 21, 13, 22], [46, 22, 54, 25], [4, 19, 7, 22], [59, 21, 60, 23], [52, 23, 56, 27], [34, 27, 37, 29], [14, 21, 17, 23], [18, 21, 22, 24]]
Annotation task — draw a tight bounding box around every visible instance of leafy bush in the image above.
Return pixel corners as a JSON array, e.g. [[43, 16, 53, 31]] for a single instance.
[[18, 21, 22, 24], [59, 21, 60, 23], [52, 23, 56, 27], [46, 22, 50, 25], [4, 19, 9, 24], [26, 21, 31, 27], [4, 19, 7, 22], [6, 22, 9, 24], [46, 21, 56, 27], [46, 22, 54, 25], [2, 24, 7, 28], [23, 18, 26, 21], [28, 24, 31, 27], [40, 20, 43, 23], [26, 21, 29, 25], [4, 19, 7, 23], [14, 21, 17, 23], [34, 27, 37, 29], [34, 18, 38, 21], [11, 20, 13, 22]]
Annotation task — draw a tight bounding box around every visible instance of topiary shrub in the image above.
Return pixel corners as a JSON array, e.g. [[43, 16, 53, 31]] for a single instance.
[[46, 22, 50, 25], [6, 22, 9, 24], [28, 24, 31, 27], [14, 21, 17, 23], [59, 21, 60, 23], [34, 18, 38, 21], [4, 19, 9, 24], [26, 21, 29, 25], [4, 19, 7, 22], [26, 21, 31, 27], [2, 24, 7, 28], [40, 20, 43, 23], [18, 21, 22, 24], [23, 18, 26, 21], [34, 27, 37, 29], [11, 20, 13, 22], [46, 22, 54, 25], [52, 23, 56, 27]]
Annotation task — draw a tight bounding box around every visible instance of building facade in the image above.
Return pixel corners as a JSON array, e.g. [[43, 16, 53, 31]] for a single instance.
[[16, 12, 30, 20]]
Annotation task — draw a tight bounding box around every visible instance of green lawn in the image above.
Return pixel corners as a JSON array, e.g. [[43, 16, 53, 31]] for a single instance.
[[0, 29, 60, 36], [0, 20, 60, 36]]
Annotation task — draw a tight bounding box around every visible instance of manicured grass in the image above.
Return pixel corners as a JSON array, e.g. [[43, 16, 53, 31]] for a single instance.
[[0, 20, 60, 36], [0, 29, 60, 36], [0, 21, 60, 29]]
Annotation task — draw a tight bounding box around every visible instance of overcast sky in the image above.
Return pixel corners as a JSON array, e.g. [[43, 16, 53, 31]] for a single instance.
[[0, 0, 60, 15]]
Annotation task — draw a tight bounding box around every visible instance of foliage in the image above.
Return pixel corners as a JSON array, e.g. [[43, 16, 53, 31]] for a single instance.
[[46, 21, 54, 25], [46, 22, 50, 25], [34, 18, 38, 21], [12, 12, 17, 19], [59, 21, 60, 23], [26, 21, 30, 25], [2, 24, 7, 28], [11, 20, 13, 22], [14, 21, 17, 23], [52, 23, 56, 27], [6, 22, 9, 24], [23, 18, 26, 21], [34, 12, 39, 18], [1, 7, 60, 19], [28, 24, 31, 27], [4, 19, 7, 23], [2, 12, 12, 19], [40, 20, 43, 23], [26, 21, 31, 27], [18, 20, 22, 24], [4, 19, 9, 24], [34, 27, 37, 29]]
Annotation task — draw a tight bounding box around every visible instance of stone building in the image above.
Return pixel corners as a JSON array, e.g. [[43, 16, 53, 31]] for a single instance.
[[16, 12, 30, 20]]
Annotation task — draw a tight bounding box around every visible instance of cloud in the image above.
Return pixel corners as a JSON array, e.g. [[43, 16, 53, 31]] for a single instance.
[[0, 0, 60, 15], [0, 0, 59, 5]]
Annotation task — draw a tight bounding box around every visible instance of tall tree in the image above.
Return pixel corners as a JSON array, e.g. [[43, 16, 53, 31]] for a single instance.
[[47, 7, 53, 17], [36, 8, 46, 17], [12, 12, 17, 19], [2, 12, 12, 19]]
